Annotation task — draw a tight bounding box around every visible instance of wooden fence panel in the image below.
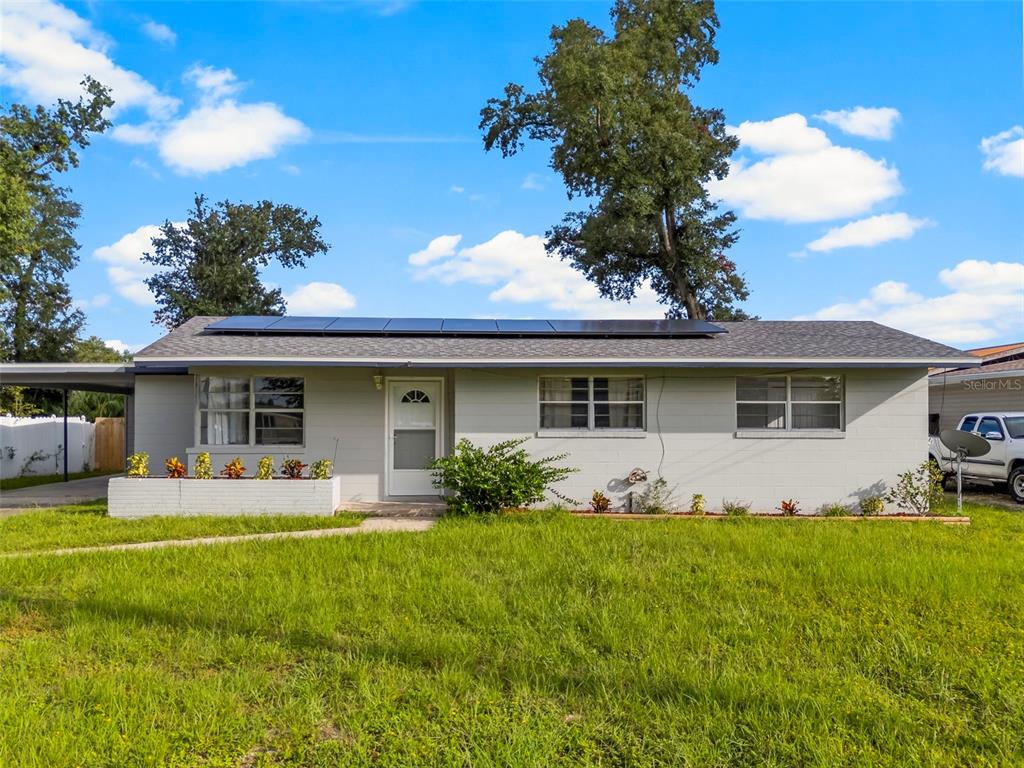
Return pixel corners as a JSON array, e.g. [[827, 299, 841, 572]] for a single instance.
[[94, 417, 125, 472]]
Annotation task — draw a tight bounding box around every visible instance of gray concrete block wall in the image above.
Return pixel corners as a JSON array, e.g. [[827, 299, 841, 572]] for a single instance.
[[454, 367, 929, 512]]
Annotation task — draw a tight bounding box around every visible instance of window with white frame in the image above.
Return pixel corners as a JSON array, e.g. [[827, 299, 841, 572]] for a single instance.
[[539, 376, 645, 430], [198, 376, 304, 446], [735, 375, 843, 431]]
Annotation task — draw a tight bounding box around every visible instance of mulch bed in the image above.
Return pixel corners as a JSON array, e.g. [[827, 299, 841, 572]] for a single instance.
[[571, 512, 971, 526]]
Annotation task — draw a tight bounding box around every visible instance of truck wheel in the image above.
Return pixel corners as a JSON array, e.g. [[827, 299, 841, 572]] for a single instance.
[[1010, 468, 1024, 505]]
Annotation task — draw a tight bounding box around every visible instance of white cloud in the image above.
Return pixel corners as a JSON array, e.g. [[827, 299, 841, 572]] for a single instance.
[[409, 230, 666, 318], [103, 339, 144, 354], [184, 64, 241, 103], [111, 122, 161, 145], [980, 126, 1024, 177], [73, 293, 111, 310], [284, 281, 357, 314], [806, 213, 932, 252], [110, 65, 309, 174], [140, 20, 176, 46], [728, 113, 831, 155], [0, 0, 179, 118], [815, 107, 901, 140], [800, 259, 1024, 345], [521, 173, 545, 191], [409, 234, 462, 266], [93, 224, 167, 305], [157, 100, 308, 174], [710, 113, 902, 223], [280, 163, 300, 175], [450, 185, 465, 194]]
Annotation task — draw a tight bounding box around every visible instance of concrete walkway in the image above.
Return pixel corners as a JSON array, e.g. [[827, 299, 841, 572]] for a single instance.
[[1, 516, 435, 559], [0, 474, 115, 512]]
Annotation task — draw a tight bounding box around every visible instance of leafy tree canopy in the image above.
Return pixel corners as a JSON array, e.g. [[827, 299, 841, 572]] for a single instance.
[[143, 195, 331, 329], [72, 336, 132, 363], [0, 77, 113, 362], [480, 0, 749, 320]]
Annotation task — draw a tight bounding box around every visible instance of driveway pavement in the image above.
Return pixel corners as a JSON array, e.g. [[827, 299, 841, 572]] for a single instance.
[[0, 474, 115, 512]]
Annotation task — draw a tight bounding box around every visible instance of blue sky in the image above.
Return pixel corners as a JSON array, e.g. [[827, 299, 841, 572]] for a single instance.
[[2, 0, 1022, 352]]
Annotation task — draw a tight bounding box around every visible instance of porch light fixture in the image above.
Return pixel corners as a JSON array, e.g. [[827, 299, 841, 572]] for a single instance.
[[373, 375, 383, 390]]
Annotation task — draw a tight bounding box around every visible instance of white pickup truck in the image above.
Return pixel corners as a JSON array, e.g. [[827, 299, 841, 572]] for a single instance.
[[929, 412, 1024, 504]]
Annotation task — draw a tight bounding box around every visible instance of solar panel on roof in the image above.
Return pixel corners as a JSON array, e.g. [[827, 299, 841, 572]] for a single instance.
[[383, 318, 443, 333], [324, 317, 390, 333], [495, 319, 555, 334], [441, 319, 499, 334], [204, 316, 727, 337], [206, 316, 280, 331], [264, 316, 335, 332]]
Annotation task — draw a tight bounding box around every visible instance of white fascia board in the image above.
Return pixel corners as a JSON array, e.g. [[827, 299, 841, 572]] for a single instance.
[[133, 355, 981, 368]]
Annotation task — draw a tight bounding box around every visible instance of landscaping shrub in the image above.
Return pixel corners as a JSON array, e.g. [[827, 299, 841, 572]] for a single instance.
[[590, 490, 610, 513], [194, 452, 212, 480], [126, 452, 148, 478], [430, 437, 577, 516], [777, 498, 799, 516], [820, 502, 850, 517], [281, 458, 307, 479], [722, 500, 750, 516], [633, 477, 671, 514], [164, 457, 186, 479], [220, 458, 245, 479], [885, 460, 944, 515], [256, 456, 274, 480], [859, 495, 885, 516], [310, 459, 333, 480], [689, 493, 706, 515]]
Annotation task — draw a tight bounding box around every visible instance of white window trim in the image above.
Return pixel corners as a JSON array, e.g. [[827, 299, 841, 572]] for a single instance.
[[537, 375, 647, 433], [735, 375, 844, 434], [196, 375, 306, 449]]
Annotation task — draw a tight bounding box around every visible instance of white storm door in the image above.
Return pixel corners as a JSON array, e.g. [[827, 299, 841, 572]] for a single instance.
[[387, 380, 442, 496]]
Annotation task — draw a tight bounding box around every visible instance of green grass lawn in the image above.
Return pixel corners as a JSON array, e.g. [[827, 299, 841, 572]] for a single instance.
[[0, 500, 363, 554], [1, 501, 1021, 766], [0, 469, 119, 492]]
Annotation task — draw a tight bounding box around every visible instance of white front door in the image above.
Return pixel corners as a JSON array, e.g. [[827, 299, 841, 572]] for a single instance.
[[387, 379, 442, 496]]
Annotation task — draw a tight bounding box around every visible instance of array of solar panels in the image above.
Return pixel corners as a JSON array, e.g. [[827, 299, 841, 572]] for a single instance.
[[205, 316, 727, 337]]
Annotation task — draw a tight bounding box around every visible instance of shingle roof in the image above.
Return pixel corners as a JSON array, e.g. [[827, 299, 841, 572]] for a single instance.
[[133, 316, 977, 368]]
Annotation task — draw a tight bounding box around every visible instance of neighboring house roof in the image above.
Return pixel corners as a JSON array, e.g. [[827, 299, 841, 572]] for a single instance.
[[966, 341, 1024, 359], [131, 316, 978, 368], [929, 358, 1024, 383]]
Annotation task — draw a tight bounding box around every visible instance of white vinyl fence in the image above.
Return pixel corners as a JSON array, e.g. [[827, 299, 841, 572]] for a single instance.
[[0, 415, 95, 480]]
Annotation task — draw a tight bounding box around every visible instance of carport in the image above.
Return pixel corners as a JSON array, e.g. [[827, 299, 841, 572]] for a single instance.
[[0, 363, 136, 482]]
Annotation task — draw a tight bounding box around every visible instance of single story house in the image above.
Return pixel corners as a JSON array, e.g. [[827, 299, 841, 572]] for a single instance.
[[928, 341, 1024, 434], [29, 314, 965, 513]]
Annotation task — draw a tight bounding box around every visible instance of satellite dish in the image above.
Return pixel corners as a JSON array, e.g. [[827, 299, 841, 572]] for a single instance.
[[938, 429, 991, 514], [939, 429, 991, 458]]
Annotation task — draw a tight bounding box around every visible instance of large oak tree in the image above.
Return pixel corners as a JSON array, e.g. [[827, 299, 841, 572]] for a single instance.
[[143, 195, 330, 329], [0, 77, 113, 362], [480, 0, 748, 320]]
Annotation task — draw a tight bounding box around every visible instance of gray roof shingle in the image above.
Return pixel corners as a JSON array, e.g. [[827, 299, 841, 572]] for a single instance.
[[133, 317, 976, 368]]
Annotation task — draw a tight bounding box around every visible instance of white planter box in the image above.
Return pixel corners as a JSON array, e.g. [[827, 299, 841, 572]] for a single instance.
[[108, 476, 342, 518]]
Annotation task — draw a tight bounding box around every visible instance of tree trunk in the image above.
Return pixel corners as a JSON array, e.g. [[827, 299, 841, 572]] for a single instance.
[[663, 207, 705, 320]]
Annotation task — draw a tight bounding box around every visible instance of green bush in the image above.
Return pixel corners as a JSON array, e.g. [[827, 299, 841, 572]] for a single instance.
[[126, 452, 149, 478], [430, 438, 577, 516], [722, 500, 750, 516], [859, 495, 885, 516], [194, 452, 212, 480], [634, 477, 671, 514], [255, 456, 274, 480], [310, 459, 333, 480], [885, 461, 944, 515], [819, 502, 850, 517], [689, 493, 706, 515]]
